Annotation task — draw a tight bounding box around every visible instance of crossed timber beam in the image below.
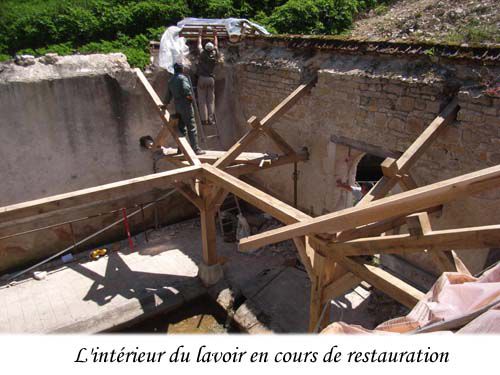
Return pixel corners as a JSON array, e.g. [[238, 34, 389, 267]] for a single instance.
[[138, 68, 316, 273], [238, 164, 500, 250]]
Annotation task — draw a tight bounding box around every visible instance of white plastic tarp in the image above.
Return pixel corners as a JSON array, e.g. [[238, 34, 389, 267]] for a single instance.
[[158, 26, 190, 74], [158, 18, 269, 73], [177, 17, 270, 36]]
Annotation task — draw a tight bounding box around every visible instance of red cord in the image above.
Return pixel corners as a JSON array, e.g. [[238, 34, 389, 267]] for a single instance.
[[122, 208, 134, 251]]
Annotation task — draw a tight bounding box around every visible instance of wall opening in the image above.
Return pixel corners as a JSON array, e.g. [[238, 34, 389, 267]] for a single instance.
[[355, 154, 384, 184]]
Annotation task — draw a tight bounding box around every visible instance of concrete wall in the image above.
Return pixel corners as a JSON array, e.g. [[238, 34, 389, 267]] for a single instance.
[[0, 54, 196, 273], [213, 39, 500, 275]]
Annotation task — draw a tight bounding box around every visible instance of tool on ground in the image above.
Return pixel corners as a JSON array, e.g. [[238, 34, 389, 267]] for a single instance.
[[90, 248, 107, 260]]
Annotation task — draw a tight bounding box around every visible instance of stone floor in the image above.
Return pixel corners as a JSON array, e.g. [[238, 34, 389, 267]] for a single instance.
[[0, 218, 377, 333]]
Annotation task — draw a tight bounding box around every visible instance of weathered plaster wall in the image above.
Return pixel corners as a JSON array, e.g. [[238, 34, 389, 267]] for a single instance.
[[215, 39, 500, 275], [0, 54, 195, 272]]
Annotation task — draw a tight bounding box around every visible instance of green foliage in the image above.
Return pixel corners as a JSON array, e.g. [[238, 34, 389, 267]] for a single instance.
[[266, 0, 360, 34], [0, 0, 391, 67]]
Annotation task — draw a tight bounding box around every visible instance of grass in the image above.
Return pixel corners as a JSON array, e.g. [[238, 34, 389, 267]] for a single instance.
[[445, 21, 500, 44]]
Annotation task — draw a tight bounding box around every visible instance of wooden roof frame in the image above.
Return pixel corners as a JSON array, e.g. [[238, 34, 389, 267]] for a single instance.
[[1, 70, 498, 333]]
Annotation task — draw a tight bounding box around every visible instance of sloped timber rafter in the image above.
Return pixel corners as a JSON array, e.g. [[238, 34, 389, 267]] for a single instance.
[[4, 64, 499, 335]]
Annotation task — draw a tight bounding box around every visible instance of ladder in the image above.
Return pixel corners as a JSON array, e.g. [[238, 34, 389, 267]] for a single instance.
[[217, 193, 242, 241], [188, 75, 223, 149]]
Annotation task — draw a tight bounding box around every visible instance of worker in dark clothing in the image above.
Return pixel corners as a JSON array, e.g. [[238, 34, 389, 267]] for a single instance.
[[197, 30, 219, 126], [164, 62, 205, 155]]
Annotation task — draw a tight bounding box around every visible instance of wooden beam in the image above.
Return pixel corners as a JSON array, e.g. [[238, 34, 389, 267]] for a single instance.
[[247, 120, 296, 155], [135, 68, 170, 121], [214, 77, 316, 170], [321, 272, 361, 304], [335, 205, 442, 242], [0, 165, 202, 225], [203, 164, 311, 225], [401, 174, 457, 272], [202, 164, 316, 278], [332, 256, 424, 308], [314, 225, 500, 257], [200, 206, 218, 265], [135, 69, 200, 166], [292, 237, 314, 278], [177, 136, 201, 166], [260, 77, 317, 128], [173, 182, 203, 210], [162, 149, 272, 165], [356, 175, 399, 206], [0, 189, 174, 240], [406, 212, 431, 236], [238, 165, 500, 251], [223, 151, 308, 176], [382, 99, 459, 176], [213, 116, 262, 169]]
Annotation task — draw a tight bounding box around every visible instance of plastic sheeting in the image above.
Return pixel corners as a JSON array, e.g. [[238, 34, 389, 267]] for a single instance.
[[177, 17, 269, 36], [321, 263, 500, 334], [158, 18, 269, 73], [158, 26, 190, 74]]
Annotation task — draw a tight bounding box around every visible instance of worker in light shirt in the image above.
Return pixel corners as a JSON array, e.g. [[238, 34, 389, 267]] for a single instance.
[[336, 179, 371, 205]]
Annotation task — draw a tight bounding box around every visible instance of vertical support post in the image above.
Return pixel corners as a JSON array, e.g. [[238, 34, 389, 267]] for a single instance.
[[198, 182, 224, 285], [200, 204, 218, 266], [308, 251, 340, 332]]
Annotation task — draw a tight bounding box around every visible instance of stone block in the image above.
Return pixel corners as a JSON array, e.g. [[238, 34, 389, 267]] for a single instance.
[[406, 116, 425, 134], [198, 263, 224, 286], [488, 153, 500, 164], [387, 117, 405, 132], [397, 97, 415, 112]]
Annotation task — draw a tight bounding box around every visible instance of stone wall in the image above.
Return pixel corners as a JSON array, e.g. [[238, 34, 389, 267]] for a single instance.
[[0, 54, 195, 273], [215, 39, 500, 275]]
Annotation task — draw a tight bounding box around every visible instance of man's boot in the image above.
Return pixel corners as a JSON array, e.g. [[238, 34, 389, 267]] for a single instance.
[[194, 147, 206, 155]]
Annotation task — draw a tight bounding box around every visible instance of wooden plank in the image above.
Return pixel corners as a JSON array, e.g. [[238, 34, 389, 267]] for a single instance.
[[214, 78, 316, 169], [213, 116, 262, 169], [173, 182, 203, 210], [177, 136, 201, 166], [223, 151, 308, 176], [203, 164, 311, 225], [356, 175, 398, 206], [335, 205, 442, 242], [406, 212, 431, 236], [332, 256, 424, 308], [162, 148, 272, 165], [0, 189, 173, 240], [247, 120, 296, 155], [321, 272, 361, 304], [135, 68, 170, 121], [260, 78, 317, 128], [383, 99, 459, 176], [292, 237, 314, 278], [135, 69, 200, 166], [0, 165, 202, 224], [203, 165, 315, 277], [237, 165, 500, 251], [315, 225, 500, 257], [401, 174, 457, 272]]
